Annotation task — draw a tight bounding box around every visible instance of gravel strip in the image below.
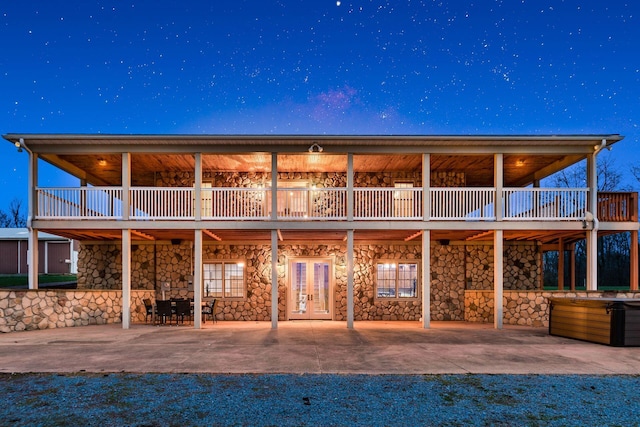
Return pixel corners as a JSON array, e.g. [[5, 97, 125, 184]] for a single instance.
[[1, 373, 639, 426]]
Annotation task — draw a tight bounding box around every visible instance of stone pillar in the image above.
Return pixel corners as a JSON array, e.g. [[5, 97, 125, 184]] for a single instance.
[[193, 229, 203, 328], [494, 229, 503, 329], [421, 229, 430, 328], [122, 229, 131, 329]]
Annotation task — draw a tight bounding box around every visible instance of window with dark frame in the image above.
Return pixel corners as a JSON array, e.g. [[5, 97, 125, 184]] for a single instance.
[[375, 261, 419, 299], [203, 261, 245, 299]]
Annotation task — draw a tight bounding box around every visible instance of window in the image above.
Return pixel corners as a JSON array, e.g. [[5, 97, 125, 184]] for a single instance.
[[203, 261, 245, 299], [376, 261, 418, 299]]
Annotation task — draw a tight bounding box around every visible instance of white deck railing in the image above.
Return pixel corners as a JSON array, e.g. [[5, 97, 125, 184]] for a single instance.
[[35, 186, 595, 222], [37, 187, 124, 219], [503, 188, 588, 221], [130, 187, 194, 220], [430, 188, 495, 220], [354, 188, 423, 220]]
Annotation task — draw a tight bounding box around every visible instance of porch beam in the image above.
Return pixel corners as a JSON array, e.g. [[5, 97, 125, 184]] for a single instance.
[[271, 229, 278, 329], [347, 229, 354, 329], [494, 229, 503, 329], [421, 230, 430, 329], [271, 153, 278, 221], [193, 229, 203, 329], [122, 229, 131, 329]]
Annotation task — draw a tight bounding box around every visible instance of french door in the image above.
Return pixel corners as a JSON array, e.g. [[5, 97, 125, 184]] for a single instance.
[[289, 259, 332, 320]]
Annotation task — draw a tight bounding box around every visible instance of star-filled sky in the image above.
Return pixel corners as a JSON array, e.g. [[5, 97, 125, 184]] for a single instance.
[[1, 1, 639, 211]]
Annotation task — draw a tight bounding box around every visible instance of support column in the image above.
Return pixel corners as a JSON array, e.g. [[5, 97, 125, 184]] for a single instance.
[[631, 230, 639, 291], [27, 229, 38, 290], [27, 148, 39, 289], [122, 153, 130, 221], [347, 229, 354, 329], [193, 229, 203, 328], [271, 230, 278, 329], [194, 153, 202, 221], [557, 238, 565, 290], [271, 153, 278, 221], [569, 245, 576, 291], [494, 229, 504, 329], [494, 154, 503, 221], [122, 229, 131, 329], [422, 153, 430, 221], [421, 230, 431, 328], [586, 154, 598, 291], [347, 153, 354, 221]]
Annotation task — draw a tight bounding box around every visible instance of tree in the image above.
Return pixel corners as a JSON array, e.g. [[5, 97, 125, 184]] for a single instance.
[[0, 198, 26, 227]]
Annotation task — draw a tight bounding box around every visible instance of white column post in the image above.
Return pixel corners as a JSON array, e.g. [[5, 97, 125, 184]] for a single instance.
[[27, 149, 39, 289], [423, 153, 430, 221], [494, 229, 504, 329], [347, 153, 354, 221], [421, 229, 431, 328], [122, 229, 131, 329], [193, 229, 203, 328], [194, 153, 202, 221], [27, 229, 38, 289], [586, 153, 598, 291], [495, 153, 503, 221], [122, 153, 130, 221], [347, 229, 354, 329], [271, 153, 278, 221], [271, 229, 279, 329]]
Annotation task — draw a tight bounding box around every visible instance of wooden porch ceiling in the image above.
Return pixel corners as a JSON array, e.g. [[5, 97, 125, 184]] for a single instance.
[[40, 227, 600, 247], [40, 152, 581, 188]]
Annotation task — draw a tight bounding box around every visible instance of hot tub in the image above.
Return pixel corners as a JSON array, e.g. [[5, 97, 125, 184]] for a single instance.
[[548, 297, 640, 347]]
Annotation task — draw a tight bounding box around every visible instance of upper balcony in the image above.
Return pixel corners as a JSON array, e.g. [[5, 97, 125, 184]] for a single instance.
[[35, 186, 637, 223]]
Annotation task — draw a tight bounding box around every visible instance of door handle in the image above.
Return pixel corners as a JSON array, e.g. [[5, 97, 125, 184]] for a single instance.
[[308, 294, 313, 301]]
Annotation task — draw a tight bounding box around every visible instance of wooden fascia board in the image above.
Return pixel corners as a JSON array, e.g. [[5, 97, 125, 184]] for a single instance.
[[40, 154, 110, 186]]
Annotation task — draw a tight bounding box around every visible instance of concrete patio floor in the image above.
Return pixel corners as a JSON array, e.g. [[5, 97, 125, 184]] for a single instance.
[[0, 321, 638, 375]]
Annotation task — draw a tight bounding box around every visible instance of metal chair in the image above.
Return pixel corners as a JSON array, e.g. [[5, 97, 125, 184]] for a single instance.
[[143, 298, 154, 323], [174, 298, 192, 324], [155, 300, 173, 325], [202, 299, 218, 323]]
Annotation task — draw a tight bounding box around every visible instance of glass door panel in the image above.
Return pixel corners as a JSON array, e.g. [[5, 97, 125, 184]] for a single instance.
[[289, 259, 332, 320]]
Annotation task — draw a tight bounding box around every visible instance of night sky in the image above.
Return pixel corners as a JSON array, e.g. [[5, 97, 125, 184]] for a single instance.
[[1, 1, 639, 210]]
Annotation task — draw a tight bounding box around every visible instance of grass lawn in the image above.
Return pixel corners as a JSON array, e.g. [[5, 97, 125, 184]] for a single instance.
[[0, 274, 77, 288]]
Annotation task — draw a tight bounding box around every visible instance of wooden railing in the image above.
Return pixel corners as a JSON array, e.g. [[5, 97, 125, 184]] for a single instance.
[[35, 187, 637, 223], [598, 192, 638, 222]]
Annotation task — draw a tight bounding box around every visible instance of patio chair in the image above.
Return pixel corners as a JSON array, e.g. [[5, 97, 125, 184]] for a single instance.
[[174, 298, 192, 324], [202, 299, 218, 324], [143, 298, 154, 323], [155, 300, 173, 325]]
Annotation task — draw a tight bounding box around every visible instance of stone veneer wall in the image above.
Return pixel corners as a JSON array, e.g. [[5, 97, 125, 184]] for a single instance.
[[464, 290, 640, 327], [466, 243, 541, 291], [0, 289, 154, 333]]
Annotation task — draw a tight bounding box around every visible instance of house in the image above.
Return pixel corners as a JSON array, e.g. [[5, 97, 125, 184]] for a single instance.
[[2, 134, 638, 331], [0, 228, 77, 274]]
